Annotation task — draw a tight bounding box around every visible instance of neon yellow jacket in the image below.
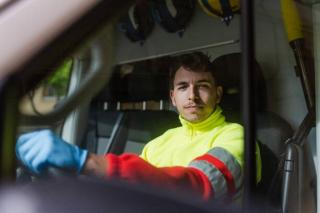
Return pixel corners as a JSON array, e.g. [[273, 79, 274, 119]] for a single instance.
[[140, 106, 261, 198]]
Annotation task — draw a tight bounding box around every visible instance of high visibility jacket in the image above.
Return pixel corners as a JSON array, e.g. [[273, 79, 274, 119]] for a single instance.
[[105, 106, 262, 200]]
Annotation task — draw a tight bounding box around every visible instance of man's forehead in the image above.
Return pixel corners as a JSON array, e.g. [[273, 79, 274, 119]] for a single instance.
[[174, 67, 215, 83]]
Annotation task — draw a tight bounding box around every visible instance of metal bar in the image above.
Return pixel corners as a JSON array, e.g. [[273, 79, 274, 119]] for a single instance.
[[281, 143, 302, 213], [290, 39, 315, 111], [160, 100, 164, 110], [117, 39, 239, 65], [142, 101, 147, 111], [290, 111, 315, 146], [241, 0, 256, 209], [103, 102, 108, 111], [116, 102, 121, 111], [282, 144, 294, 213]]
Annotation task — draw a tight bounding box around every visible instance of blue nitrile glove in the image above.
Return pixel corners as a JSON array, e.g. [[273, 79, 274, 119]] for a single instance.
[[16, 129, 88, 175]]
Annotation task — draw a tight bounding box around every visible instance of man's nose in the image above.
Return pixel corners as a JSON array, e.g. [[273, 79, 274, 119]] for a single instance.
[[188, 86, 199, 101]]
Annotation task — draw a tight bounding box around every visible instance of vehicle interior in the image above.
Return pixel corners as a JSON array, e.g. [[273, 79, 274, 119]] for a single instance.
[[0, 0, 319, 212]]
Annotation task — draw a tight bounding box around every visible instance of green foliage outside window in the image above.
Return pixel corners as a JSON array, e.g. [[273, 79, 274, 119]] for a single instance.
[[45, 59, 73, 97]]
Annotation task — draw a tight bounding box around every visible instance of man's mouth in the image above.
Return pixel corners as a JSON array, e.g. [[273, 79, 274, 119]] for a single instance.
[[184, 105, 203, 110]]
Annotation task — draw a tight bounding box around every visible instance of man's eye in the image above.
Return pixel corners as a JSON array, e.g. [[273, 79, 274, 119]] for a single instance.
[[177, 85, 187, 90]]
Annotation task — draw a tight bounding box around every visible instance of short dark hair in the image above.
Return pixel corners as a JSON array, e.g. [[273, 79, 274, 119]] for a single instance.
[[169, 51, 217, 89]]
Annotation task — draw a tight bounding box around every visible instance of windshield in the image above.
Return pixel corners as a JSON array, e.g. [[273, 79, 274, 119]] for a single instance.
[[0, 0, 319, 212]]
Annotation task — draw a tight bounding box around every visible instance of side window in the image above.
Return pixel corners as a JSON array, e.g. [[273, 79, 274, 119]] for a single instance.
[[43, 59, 72, 99], [19, 59, 72, 115]]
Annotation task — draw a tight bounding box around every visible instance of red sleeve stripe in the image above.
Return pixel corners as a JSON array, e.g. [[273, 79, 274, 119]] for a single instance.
[[189, 167, 215, 200], [195, 154, 236, 195]]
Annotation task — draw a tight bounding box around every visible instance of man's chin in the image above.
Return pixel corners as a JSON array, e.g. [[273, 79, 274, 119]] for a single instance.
[[183, 110, 213, 123], [184, 115, 205, 123]]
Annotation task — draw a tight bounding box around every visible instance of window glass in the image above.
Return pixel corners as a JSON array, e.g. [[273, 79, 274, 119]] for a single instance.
[[19, 59, 72, 115], [12, 1, 319, 209]]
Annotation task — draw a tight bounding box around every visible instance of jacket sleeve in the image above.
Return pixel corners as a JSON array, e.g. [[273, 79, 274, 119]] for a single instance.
[[105, 149, 243, 200], [105, 153, 212, 199]]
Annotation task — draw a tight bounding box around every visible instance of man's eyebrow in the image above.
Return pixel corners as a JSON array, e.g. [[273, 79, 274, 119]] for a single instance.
[[175, 79, 213, 86], [196, 80, 212, 84], [175, 81, 188, 86]]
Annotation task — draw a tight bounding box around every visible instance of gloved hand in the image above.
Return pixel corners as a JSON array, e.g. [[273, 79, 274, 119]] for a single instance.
[[16, 129, 88, 175]]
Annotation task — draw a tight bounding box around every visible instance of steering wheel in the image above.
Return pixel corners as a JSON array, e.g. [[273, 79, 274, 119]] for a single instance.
[[16, 165, 77, 183]]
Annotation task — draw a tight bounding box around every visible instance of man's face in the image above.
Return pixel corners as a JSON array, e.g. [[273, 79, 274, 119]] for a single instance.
[[170, 66, 223, 123]]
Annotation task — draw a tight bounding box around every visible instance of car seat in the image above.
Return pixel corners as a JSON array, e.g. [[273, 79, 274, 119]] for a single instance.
[[212, 53, 297, 212], [82, 57, 180, 155]]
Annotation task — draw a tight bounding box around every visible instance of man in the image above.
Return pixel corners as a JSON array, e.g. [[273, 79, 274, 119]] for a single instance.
[[16, 52, 261, 201]]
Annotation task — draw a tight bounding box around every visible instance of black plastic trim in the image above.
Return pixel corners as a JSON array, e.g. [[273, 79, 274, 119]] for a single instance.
[[240, 0, 257, 208]]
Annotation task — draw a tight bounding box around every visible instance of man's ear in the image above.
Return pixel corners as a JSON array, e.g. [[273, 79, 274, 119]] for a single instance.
[[216, 86, 223, 104], [170, 90, 176, 106]]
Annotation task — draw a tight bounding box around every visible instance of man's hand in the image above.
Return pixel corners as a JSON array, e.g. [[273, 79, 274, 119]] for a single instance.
[[16, 129, 88, 175], [82, 153, 108, 177]]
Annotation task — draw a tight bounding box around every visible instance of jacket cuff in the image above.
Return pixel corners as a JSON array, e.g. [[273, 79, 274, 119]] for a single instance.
[[105, 153, 120, 177]]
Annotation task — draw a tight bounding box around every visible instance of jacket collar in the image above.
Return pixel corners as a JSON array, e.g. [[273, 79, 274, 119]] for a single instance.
[[179, 106, 225, 133]]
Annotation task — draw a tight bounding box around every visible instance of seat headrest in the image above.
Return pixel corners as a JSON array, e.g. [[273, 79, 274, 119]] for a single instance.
[[94, 57, 171, 103], [212, 52, 267, 111]]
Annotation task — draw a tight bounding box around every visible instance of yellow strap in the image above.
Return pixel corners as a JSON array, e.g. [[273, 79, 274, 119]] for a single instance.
[[281, 0, 303, 42]]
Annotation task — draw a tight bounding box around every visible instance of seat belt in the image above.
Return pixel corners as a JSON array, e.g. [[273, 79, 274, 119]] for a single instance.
[[103, 112, 129, 155]]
